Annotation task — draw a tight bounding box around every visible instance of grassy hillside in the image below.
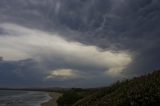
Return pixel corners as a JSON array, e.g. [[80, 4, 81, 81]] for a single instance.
[[57, 70, 160, 106], [74, 70, 160, 106]]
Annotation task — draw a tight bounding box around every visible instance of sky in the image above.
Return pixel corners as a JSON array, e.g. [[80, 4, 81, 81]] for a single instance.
[[0, 0, 160, 88]]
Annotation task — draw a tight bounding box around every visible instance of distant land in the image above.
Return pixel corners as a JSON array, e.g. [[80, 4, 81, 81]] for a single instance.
[[0, 87, 67, 92]]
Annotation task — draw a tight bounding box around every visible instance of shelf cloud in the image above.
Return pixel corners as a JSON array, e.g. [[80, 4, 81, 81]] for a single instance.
[[0, 23, 132, 76]]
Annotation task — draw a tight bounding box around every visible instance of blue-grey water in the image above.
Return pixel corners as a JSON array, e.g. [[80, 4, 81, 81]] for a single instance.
[[0, 90, 51, 106]]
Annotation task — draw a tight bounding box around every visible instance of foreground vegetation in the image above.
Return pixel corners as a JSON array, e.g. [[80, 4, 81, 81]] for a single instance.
[[57, 70, 160, 106], [57, 88, 95, 106]]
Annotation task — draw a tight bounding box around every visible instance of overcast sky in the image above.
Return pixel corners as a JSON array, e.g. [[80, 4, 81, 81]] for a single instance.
[[0, 0, 160, 88]]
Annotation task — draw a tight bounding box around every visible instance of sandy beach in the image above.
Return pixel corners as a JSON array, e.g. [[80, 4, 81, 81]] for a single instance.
[[41, 92, 62, 106]]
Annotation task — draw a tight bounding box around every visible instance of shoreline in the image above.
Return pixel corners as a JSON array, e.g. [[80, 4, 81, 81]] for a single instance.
[[41, 92, 62, 106]]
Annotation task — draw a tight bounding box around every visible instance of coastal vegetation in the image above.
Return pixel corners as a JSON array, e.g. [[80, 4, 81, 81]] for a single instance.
[[57, 88, 94, 106], [57, 70, 160, 106]]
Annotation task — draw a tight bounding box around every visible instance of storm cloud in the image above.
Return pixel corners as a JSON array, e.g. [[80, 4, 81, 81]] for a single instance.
[[0, 0, 160, 87]]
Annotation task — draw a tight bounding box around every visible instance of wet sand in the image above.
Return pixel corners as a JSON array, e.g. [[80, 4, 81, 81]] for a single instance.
[[41, 92, 62, 106]]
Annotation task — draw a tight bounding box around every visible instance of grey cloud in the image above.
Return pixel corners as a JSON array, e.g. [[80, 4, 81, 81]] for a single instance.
[[0, 0, 160, 87], [0, 59, 45, 87]]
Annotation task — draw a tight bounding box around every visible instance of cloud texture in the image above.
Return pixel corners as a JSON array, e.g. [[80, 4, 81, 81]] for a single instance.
[[0, 0, 160, 87], [0, 23, 132, 77]]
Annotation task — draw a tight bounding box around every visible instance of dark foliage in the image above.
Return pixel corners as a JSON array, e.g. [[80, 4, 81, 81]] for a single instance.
[[73, 70, 160, 106], [57, 88, 94, 106]]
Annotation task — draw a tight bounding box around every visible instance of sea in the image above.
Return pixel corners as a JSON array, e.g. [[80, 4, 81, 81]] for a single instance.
[[0, 90, 51, 106]]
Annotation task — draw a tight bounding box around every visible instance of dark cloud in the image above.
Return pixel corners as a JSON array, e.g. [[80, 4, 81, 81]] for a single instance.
[[0, 0, 160, 87], [0, 59, 44, 87]]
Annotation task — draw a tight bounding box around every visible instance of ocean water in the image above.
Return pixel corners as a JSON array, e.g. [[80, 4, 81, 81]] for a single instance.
[[0, 90, 51, 106]]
